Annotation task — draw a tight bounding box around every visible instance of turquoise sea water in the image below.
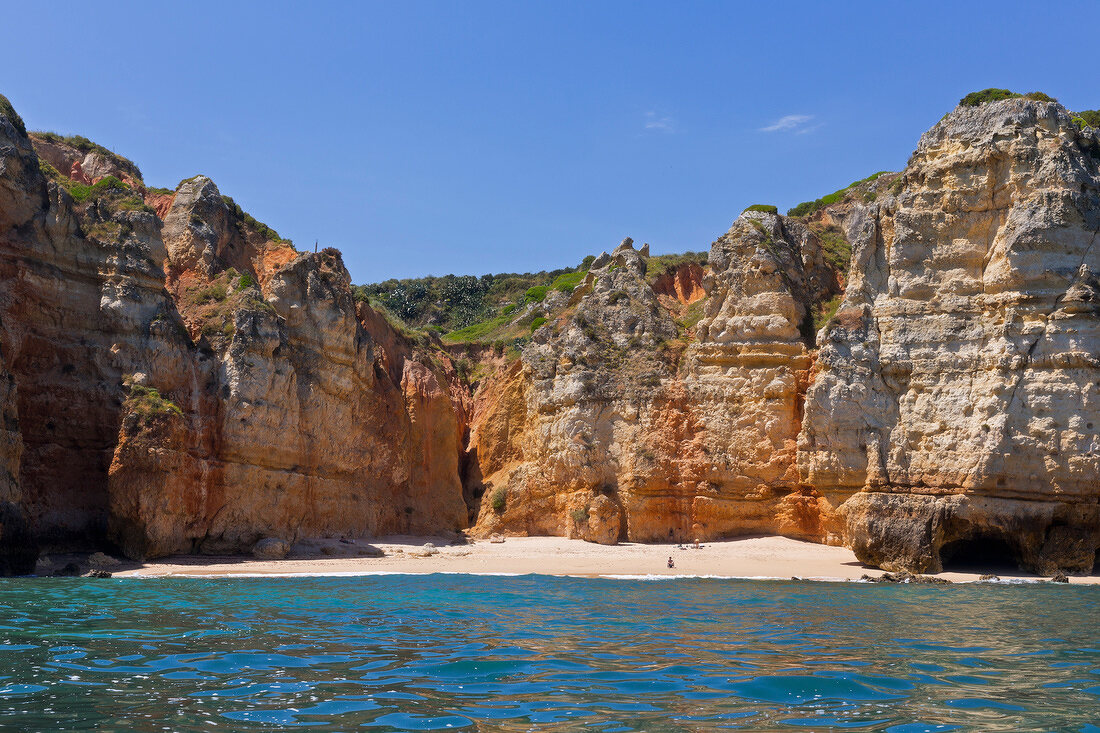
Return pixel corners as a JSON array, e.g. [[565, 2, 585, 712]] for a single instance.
[[0, 576, 1097, 731]]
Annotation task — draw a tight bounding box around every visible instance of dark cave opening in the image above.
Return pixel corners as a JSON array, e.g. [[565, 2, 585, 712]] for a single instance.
[[939, 534, 1019, 572]]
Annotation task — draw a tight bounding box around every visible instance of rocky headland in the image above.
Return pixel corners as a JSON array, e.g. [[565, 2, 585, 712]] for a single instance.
[[0, 90, 1096, 577]]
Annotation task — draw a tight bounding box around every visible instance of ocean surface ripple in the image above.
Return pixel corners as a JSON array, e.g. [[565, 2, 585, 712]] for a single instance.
[[0, 575, 1097, 731]]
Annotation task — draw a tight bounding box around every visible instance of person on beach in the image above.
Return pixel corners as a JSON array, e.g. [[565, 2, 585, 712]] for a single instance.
[[667, 556, 675, 569]]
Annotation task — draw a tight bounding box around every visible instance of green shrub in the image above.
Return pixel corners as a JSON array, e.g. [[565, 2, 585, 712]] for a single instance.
[[814, 294, 843, 332], [570, 506, 589, 524], [1025, 91, 1057, 103], [581, 255, 596, 270], [787, 171, 889, 217], [38, 158, 61, 180], [66, 175, 130, 204], [221, 195, 292, 245], [0, 94, 26, 136], [646, 251, 708, 280], [524, 285, 549, 303], [490, 487, 507, 513], [958, 89, 1056, 108], [356, 267, 584, 336], [125, 382, 183, 420], [550, 271, 585, 293], [1072, 110, 1100, 129], [676, 299, 707, 332], [816, 225, 852, 272], [530, 316, 547, 333], [194, 282, 228, 303], [444, 312, 512, 343], [743, 204, 778, 214], [960, 88, 1021, 106], [236, 274, 256, 291]]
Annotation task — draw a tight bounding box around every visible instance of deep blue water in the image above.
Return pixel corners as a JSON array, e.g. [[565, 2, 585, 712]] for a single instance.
[[0, 575, 1097, 731]]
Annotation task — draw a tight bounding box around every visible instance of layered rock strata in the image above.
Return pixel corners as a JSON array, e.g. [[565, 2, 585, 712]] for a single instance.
[[0, 93, 1098, 576], [799, 98, 1100, 573], [467, 222, 843, 544], [0, 108, 469, 566]]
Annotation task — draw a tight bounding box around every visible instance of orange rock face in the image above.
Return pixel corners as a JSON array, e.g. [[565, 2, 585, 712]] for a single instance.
[[105, 184, 471, 558], [0, 120, 470, 561], [3, 95, 1098, 578], [652, 262, 706, 305], [465, 233, 843, 546]]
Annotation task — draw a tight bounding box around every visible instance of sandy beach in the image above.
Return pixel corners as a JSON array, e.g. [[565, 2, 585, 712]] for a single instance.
[[107, 535, 1100, 584]]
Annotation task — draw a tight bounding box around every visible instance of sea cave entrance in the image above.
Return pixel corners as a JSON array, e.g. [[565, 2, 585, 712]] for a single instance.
[[938, 533, 1019, 572]]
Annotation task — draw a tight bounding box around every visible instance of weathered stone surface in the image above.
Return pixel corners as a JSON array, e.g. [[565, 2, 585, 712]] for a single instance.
[[252, 537, 290, 559], [802, 97, 1100, 574], [0, 107, 188, 549], [108, 242, 470, 558], [3, 93, 1099, 577], [467, 224, 844, 543]]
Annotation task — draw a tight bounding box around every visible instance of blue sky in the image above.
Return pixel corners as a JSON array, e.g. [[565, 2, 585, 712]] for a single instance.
[[2, 1, 1097, 283]]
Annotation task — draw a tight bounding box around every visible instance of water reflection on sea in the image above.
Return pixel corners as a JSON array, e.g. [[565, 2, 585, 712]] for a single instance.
[[0, 575, 1097, 731]]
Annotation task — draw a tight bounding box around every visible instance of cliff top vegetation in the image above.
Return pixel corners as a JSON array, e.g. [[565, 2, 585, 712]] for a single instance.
[[787, 171, 894, 218], [30, 131, 143, 182], [958, 89, 1056, 107]]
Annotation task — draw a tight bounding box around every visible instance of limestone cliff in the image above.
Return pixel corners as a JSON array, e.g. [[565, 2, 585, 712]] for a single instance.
[[799, 98, 1100, 574], [0, 99, 469, 567], [106, 183, 470, 559], [0, 91, 1097, 577], [467, 222, 843, 544]]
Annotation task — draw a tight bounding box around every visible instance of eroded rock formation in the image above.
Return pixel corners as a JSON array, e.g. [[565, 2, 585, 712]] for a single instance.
[[0, 105, 469, 567], [799, 98, 1100, 573], [0, 93, 1096, 576], [466, 222, 843, 544]]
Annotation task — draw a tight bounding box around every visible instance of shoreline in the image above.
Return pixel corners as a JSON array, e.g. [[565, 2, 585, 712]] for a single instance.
[[100, 535, 1100, 584]]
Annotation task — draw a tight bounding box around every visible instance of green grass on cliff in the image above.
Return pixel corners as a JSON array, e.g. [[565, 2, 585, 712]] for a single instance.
[[743, 204, 778, 214], [1072, 110, 1100, 130], [67, 175, 129, 203], [31, 131, 143, 181], [359, 248, 712, 348], [787, 171, 889, 218], [813, 294, 843, 333], [124, 381, 183, 422], [356, 263, 589, 336], [646, 251, 707, 281], [221, 195, 294, 247]]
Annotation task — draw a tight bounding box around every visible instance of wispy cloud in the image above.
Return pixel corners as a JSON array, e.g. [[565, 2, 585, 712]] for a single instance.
[[760, 114, 815, 133], [644, 111, 676, 133]]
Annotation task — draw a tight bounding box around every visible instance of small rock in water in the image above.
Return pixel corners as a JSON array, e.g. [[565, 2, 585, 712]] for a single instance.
[[1050, 573, 1070, 584], [252, 537, 290, 560], [85, 569, 112, 579], [88, 552, 120, 568], [978, 574, 1000, 582]]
